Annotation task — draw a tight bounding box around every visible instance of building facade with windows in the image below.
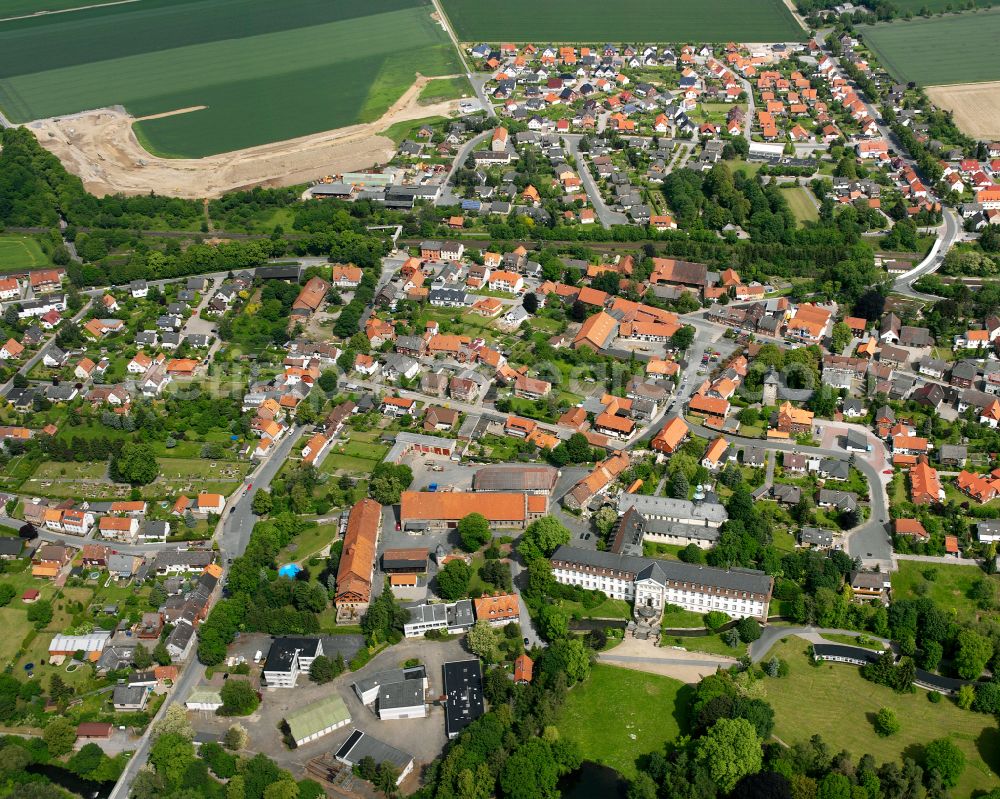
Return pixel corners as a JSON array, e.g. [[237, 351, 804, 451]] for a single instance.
[[550, 546, 772, 620]]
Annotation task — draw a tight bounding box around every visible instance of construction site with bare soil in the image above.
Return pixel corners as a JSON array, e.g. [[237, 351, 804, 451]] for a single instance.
[[27, 77, 459, 199]]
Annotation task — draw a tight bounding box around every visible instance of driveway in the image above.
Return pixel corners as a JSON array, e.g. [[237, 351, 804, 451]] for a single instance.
[[599, 636, 735, 683]]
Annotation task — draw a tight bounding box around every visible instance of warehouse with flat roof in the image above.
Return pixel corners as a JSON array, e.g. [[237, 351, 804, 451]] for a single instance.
[[443, 659, 484, 739]]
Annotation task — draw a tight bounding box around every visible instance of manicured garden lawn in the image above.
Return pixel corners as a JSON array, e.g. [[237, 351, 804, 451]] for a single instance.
[[558, 597, 633, 620], [891, 561, 1000, 623], [819, 632, 887, 650], [279, 523, 340, 564], [764, 638, 1000, 798], [556, 664, 691, 778], [662, 632, 746, 658], [660, 605, 706, 629], [320, 453, 380, 475]]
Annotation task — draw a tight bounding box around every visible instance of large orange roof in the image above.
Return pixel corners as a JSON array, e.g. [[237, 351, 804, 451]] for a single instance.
[[574, 311, 618, 350], [473, 593, 520, 622], [400, 492, 526, 523], [336, 498, 381, 605]]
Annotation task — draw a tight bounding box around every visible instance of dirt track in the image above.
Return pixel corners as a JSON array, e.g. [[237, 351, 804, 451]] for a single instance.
[[27, 75, 460, 198], [927, 82, 1000, 139]]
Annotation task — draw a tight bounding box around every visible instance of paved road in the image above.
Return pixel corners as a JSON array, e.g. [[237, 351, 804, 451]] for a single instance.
[[0, 298, 93, 397], [107, 426, 301, 799], [562, 134, 629, 228], [749, 625, 893, 663], [891, 207, 962, 300], [348, 378, 569, 438], [436, 130, 491, 207]]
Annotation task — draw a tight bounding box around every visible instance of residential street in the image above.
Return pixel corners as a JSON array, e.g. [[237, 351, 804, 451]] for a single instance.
[[561, 134, 629, 228]]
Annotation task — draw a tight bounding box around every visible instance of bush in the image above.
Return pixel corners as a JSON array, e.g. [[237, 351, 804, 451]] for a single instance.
[[736, 617, 761, 643], [704, 611, 728, 631], [928, 691, 942, 703], [874, 707, 900, 737]]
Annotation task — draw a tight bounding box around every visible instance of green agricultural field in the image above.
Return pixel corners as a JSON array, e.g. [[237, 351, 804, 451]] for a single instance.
[[0, 0, 462, 157], [859, 10, 1000, 85], [439, 0, 803, 43], [765, 638, 1000, 797], [0, 0, 125, 19], [0, 234, 52, 270], [555, 664, 691, 778]]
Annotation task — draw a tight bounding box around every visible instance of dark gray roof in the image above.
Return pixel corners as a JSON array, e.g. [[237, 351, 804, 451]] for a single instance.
[[353, 665, 425, 699], [263, 637, 321, 674], [800, 527, 834, 546], [551, 545, 772, 596], [336, 730, 412, 771], [379, 678, 424, 710], [617, 494, 727, 525]]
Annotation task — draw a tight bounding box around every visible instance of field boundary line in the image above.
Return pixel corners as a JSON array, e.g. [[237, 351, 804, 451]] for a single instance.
[[0, 0, 139, 24]]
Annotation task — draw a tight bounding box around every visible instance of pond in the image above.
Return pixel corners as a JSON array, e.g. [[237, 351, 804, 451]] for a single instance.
[[558, 761, 627, 799], [28, 763, 115, 799]]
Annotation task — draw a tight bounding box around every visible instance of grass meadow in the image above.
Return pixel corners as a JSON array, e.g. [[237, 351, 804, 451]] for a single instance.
[[555, 664, 691, 778], [860, 10, 1000, 85], [764, 638, 1000, 798], [890, 560, 1000, 623], [439, 0, 803, 42], [0, 0, 462, 156], [780, 185, 819, 226]]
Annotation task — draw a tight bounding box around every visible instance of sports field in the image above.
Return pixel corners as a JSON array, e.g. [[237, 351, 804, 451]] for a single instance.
[[0, 0, 462, 158], [0, 234, 52, 270], [439, 0, 803, 42], [859, 10, 1000, 86]]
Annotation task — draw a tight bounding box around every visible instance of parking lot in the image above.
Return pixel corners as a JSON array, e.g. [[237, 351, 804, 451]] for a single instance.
[[190, 636, 471, 782]]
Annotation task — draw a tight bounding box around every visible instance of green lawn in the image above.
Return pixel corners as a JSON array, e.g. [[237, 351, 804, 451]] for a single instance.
[[418, 76, 471, 104], [558, 597, 633, 620], [279, 523, 340, 564], [819, 632, 887, 650], [660, 605, 706, 629], [380, 115, 448, 144], [780, 185, 819, 226], [556, 664, 691, 778], [0, 0, 462, 157], [890, 561, 1000, 623], [860, 10, 1000, 85], [320, 452, 380, 475], [439, 0, 803, 41], [0, 234, 51, 270], [765, 638, 1000, 798], [662, 632, 746, 657], [0, 606, 36, 670]]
